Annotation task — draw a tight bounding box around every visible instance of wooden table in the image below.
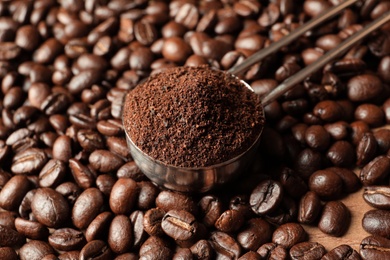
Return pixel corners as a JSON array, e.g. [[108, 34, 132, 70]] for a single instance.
[[303, 187, 372, 252]]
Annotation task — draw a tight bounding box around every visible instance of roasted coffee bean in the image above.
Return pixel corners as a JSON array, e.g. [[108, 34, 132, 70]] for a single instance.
[[79, 240, 112, 260], [289, 242, 326, 260], [96, 174, 116, 197], [238, 251, 261, 260], [11, 148, 48, 174], [322, 244, 360, 260], [48, 228, 85, 251], [89, 150, 124, 173], [326, 140, 355, 167], [278, 167, 308, 199], [69, 158, 96, 189], [143, 207, 165, 237], [250, 179, 283, 215], [272, 223, 307, 249], [162, 209, 198, 241], [327, 167, 361, 193], [137, 181, 158, 210], [39, 159, 67, 188], [257, 242, 288, 260], [294, 148, 324, 180], [139, 236, 173, 259], [305, 125, 330, 151], [85, 212, 113, 243], [116, 161, 145, 181], [189, 239, 213, 259], [108, 215, 133, 254], [347, 74, 383, 102], [156, 190, 197, 215], [0, 175, 30, 211], [72, 188, 104, 229], [309, 169, 343, 200], [360, 235, 390, 259], [237, 218, 272, 251], [324, 121, 350, 140], [357, 132, 378, 167], [15, 218, 49, 240], [0, 212, 15, 229], [129, 210, 147, 249], [363, 186, 390, 210], [109, 178, 138, 215], [350, 121, 371, 146], [19, 240, 55, 260], [173, 248, 193, 260], [106, 136, 129, 159], [0, 224, 25, 247], [298, 191, 322, 224], [363, 209, 390, 238], [318, 201, 350, 237], [0, 247, 18, 260], [209, 231, 241, 259], [373, 129, 390, 154], [355, 104, 385, 127], [360, 155, 390, 186], [33, 38, 63, 64], [198, 195, 223, 228], [215, 209, 244, 233], [31, 188, 69, 228]]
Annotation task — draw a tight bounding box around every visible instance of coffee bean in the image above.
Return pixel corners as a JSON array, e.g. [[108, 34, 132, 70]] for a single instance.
[[0, 224, 25, 247], [215, 209, 244, 233], [250, 179, 283, 215], [379, 56, 390, 83], [19, 240, 55, 260], [156, 190, 197, 215], [11, 148, 48, 174], [257, 243, 288, 260], [68, 69, 102, 94], [361, 235, 390, 260], [173, 248, 193, 260], [0, 42, 21, 60], [198, 195, 223, 228], [357, 132, 378, 167], [209, 231, 241, 259], [355, 104, 385, 127], [33, 38, 63, 64], [347, 74, 383, 102], [309, 169, 343, 200], [289, 242, 326, 260], [237, 218, 272, 251], [109, 178, 138, 215], [318, 201, 350, 237], [129, 210, 147, 249], [360, 155, 390, 186], [85, 212, 113, 243], [350, 121, 371, 146], [298, 191, 322, 224], [322, 244, 360, 260], [363, 209, 390, 238], [162, 209, 198, 241], [68, 158, 97, 189], [363, 186, 390, 210], [48, 228, 85, 251], [139, 236, 173, 259], [0, 175, 30, 211], [89, 150, 124, 173], [39, 159, 66, 188], [294, 148, 324, 180], [272, 223, 307, 249], [143, 207, 165, 237], [327, 167, 361, 193], [137, 181, 158, 210], [373, 129, 390, 154], [15, 218, 49, 240], [326, 140, 355, 167], [106, 136, 130, 159], [305, 125, 330, 151], [258, 3, 280, 27], [278, 167, 308, 199], [79, 240, 112, 260], [0, 247, 18, 260], [0, 212, 15, 229], [31, 188, 70, 228], [108, 215, 133, 254], [72, 188, 104, 229], [134, 20, 158, 46]]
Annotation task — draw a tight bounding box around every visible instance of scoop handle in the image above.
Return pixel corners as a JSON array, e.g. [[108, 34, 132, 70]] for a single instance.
[[261, 10, 390, 106], [228, 0, 360, 76]]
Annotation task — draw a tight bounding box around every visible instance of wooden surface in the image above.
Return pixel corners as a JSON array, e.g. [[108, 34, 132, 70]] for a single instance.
[[303, 186, 372, 252]]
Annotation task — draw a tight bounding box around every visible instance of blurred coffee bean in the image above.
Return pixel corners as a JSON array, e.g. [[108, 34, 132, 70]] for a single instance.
[[318, 201, 350, 237], [272, 223, 307, 249]]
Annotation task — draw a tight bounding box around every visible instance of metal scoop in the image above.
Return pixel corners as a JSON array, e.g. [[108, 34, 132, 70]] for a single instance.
[[123, 1, 390, 192]]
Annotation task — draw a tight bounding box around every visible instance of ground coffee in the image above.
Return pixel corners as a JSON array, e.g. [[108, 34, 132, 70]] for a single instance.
[[123, 66, 264, 167]]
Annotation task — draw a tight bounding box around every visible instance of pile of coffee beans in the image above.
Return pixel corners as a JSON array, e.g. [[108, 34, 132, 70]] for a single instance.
[[123, 66, 264, 167], [0, 0, 389, 259]]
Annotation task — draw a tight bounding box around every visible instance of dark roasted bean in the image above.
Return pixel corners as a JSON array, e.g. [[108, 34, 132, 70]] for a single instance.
[[289, 242, 326, 260], [318, 201, 350, 237], [272, 223, 307, 249], [322, 244, 360, 260], [360, 155, 390, 186]]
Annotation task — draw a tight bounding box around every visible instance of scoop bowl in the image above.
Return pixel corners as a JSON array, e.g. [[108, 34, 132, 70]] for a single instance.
[[123, 77, 263, 193]]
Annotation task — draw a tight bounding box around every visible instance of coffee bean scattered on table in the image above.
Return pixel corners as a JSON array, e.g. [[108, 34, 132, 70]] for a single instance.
[[0, 0, 389, 259]]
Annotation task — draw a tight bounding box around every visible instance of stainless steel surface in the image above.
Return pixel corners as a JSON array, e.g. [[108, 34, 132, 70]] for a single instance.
[[123, 1, 390, 192], [228, 0, 360, 76]]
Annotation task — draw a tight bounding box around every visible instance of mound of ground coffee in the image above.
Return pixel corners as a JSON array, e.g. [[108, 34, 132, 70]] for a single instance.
[[123, 66, 265, 168]]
